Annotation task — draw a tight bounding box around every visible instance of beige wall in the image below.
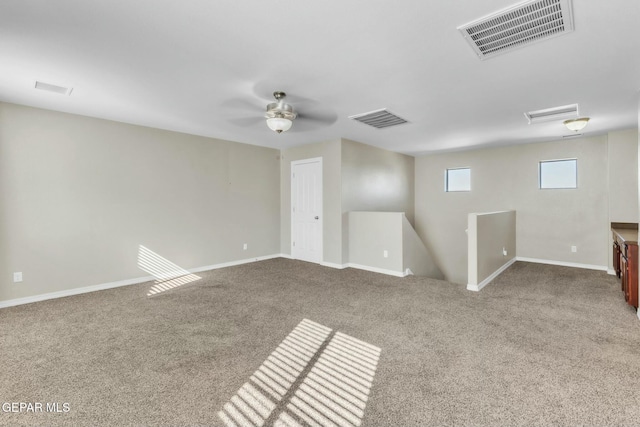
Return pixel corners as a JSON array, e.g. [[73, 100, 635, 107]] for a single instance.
[[280, 138, 415, 267], [402, 215, 443, 279], [280, 139, 343, 265], [6, 101, 631, 303], [468, 210, 516, 288], [608, 129, 639, 223], [416, 135, 616, 284], [346, 211, 443, 278], [341, 139, 414, 222], [0, 102, 280, 302], [607, 129, 639, 271], [341, 139, 414, 264], [348, 212, 403, 273]]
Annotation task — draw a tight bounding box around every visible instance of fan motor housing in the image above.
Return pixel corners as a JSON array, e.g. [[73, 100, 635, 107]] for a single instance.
[[265, 92, 297, 120]]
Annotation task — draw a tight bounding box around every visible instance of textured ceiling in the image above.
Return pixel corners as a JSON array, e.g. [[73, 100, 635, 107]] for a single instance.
[[0, 0, 638, 155]]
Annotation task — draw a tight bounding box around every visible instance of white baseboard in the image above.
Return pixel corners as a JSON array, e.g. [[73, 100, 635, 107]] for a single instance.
[[282, 255, 400, 275], [467, 257, 516, 292], [607, 269, 616, 276], [191, 254, 281, 273], [0, 254, 282, 310], [346, 263, 407, 277], [516, 257, 607, 271], [0, 275, 155, 310], [321, 261, 348, 269], [637, 309, 640, 321], [278, 254, 346, 269]]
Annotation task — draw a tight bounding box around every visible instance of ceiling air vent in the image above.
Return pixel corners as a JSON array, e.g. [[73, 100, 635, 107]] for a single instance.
[[458, 0, 574, 60], [348, 109, 408, 129], [34, 81, 73, 96], [525, 103, 578, 124]]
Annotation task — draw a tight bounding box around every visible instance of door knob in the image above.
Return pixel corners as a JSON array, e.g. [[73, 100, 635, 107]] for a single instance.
[[314, 216, 319, 220]]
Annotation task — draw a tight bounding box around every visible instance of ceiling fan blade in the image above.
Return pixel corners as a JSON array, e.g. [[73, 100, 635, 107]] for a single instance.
[[291, 114, 338, 132], [298, 112, 338, 124], [251, 81, 322, 105], [228, 83, 338, 132], [290, 111, 338, 132], [229, 116, 264, 127], [282, 93, 316, 105], [221, 98, 264, 111]]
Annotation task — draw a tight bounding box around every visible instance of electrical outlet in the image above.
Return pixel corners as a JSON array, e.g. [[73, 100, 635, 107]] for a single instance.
[[13, 272, 23, 283], [383, 250, 388, 258], [502, 247, 508, 256], [243, 243, 248, 250], [571, 245, 577, 253]]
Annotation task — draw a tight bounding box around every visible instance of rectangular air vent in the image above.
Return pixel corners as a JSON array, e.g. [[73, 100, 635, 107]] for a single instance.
[[525, 103, 578, 124], [34, 81, 73, 96], [458, 0, 574, 60], [348, 109, 408, 129]]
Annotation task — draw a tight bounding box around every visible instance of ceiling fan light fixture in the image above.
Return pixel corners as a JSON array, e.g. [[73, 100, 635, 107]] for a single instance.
[[563, 117, 590, 132], [265, 91, 297, 134], [266, 115, 293, 134]]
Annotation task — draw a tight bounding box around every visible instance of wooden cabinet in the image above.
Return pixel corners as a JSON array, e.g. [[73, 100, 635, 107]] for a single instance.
[[623, 244, 638, 307], [612, 224, 638, 309], [613, 240, 621, 279], [621, 252, 628, 295]]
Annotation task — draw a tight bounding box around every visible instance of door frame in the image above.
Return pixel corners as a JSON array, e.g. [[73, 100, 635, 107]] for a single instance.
[[291, 157, 323, 263]]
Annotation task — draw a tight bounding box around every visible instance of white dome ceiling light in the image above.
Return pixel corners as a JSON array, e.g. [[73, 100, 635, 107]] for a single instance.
[[563, 117, 590, 132]]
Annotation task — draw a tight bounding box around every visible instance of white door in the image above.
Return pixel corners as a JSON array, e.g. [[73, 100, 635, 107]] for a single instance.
[[291, 158, 323, 263]]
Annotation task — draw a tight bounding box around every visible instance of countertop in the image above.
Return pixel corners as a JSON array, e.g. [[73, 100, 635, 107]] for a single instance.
[[612, 223, 638, 245]]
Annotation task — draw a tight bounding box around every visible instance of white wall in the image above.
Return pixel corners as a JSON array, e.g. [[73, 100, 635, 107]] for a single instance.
[[0, 102, 281, 303], [416, 134, 626, 284]]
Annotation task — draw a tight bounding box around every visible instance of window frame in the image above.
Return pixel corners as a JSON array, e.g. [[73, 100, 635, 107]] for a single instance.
[[445, 167, 471, 192], [538, 158, 578, 190]]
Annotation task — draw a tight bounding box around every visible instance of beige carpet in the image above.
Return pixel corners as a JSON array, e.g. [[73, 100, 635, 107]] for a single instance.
[[1, 259, 639, 426]]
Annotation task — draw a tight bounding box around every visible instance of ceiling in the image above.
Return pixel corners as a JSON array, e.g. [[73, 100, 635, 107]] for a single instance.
[[1, 0, 638, 156]]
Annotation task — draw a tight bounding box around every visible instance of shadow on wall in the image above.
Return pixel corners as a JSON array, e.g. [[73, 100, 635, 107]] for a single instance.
[[347, 212, 443, 279], [137, 245, 201, 297], [218, 318, 381, 427]]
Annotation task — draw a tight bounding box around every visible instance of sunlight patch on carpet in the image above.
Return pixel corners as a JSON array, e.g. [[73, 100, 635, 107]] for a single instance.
[[217, 319, 381, 427], [137, 245, 201, 296]]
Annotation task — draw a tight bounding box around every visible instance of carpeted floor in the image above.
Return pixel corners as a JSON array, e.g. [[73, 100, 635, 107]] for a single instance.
[[1, 259, 639, 426]]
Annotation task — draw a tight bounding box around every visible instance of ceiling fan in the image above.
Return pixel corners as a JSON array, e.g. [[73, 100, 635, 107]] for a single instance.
[[226, 89, 337, 134], [265, 91, 297, 134]]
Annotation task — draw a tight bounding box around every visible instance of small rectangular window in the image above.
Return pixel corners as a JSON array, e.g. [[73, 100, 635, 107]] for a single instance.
[[445, 168, 471, 192], [539, 159, 577, 189]]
